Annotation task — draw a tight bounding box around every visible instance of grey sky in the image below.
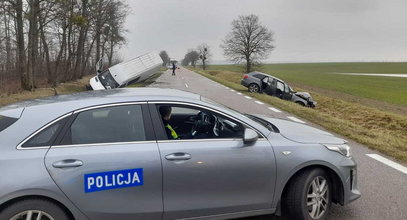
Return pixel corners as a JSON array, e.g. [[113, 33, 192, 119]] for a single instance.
[[122, 0, 407, 63]]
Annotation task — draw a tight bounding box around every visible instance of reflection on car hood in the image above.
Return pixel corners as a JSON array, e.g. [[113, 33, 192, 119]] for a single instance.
[[258, 116, 345, 144]]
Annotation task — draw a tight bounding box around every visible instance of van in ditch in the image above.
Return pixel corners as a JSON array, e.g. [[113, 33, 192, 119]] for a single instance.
[[89, 52, 163, 90]]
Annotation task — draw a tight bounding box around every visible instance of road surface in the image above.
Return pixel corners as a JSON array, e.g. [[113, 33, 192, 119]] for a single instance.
[[150, 67, 407, 220]]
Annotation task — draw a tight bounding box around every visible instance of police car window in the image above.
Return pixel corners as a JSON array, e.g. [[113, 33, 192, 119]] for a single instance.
[[0, 115, 18, 133], [158, 105, 244, 140], [22, 117, 68, 148], [65, 105, 146, 145]]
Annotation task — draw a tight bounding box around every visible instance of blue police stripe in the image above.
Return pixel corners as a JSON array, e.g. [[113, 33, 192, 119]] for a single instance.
[[84, 168, 143, 193]]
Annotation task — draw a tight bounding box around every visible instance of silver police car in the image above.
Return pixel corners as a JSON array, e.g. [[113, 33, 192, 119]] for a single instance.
[[0, 88, 360, 220]]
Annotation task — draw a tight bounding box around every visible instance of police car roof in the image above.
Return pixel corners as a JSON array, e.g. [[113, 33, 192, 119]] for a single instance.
[[1, 88, 201, 117]]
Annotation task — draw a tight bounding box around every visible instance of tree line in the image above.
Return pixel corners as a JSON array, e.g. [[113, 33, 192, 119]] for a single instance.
[[0, 0, 128, 93], [181, 43, 211, 70]]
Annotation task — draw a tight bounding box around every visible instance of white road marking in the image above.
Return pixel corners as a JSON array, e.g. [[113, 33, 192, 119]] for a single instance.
[[366, 154, 407, 174], [230, 89, 236, 92], [268, 107, 282, 113], [185, 83, 189, 88], [333, 73, 407, 78], [236, 92, 242, 95], [287, 116, 306, 124], [244, 96, 252, 99], [255, 101, 264, 105]]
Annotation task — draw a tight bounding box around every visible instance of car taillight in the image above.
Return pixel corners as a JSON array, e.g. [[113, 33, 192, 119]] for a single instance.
[[243, 75, 249, 79]]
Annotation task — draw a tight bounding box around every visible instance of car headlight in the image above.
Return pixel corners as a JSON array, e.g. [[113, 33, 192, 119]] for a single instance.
[[323, 144, 351, 157]]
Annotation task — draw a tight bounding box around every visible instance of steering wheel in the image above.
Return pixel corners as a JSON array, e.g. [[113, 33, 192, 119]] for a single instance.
[[191, 112, 210, 136], [191, 112, 224, 137]]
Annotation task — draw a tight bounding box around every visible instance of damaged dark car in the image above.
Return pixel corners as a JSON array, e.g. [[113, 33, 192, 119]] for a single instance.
[[241, 72, 317, 107]]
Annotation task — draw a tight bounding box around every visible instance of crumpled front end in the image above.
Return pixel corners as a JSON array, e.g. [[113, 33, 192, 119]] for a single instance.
[[294, 92, 317, 107]]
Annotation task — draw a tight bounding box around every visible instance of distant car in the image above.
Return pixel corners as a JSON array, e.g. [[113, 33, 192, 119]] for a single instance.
[[241, 72, 317, 107], [0, 88, 359, 220]]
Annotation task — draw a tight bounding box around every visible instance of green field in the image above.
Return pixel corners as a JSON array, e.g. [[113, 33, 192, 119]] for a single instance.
[[207, 63, 407, 107]]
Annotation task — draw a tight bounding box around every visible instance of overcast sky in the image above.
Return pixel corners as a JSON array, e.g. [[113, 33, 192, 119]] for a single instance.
[[121, 0, 407, 63]]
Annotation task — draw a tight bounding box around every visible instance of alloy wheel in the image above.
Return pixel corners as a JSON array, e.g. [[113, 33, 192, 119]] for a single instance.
[[10, 210, 54, 220], [249, 84, 259, 93], [306, 176, 329, 219]]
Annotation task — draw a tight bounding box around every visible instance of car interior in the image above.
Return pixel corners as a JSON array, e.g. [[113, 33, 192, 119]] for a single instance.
[[157, 105, 245, 140]]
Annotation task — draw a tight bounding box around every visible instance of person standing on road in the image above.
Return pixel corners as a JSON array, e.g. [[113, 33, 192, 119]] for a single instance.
[[172, 62, 176, 76]]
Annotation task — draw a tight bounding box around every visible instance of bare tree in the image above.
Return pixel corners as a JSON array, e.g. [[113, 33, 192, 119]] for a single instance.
[[0, 0, 129, 93], [197, 44, 210, 70], [14, 0, 29, 89], [159, 50, 170, 66], [221, 14, 274, 73], [181, 49, 200, 67]]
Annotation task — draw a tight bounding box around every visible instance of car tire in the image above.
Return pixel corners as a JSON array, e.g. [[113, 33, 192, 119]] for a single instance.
[[295, 101, 306, 107], [283, 168, 332, 220], [248, 84, 260, 93], [0, 199, 69, 220]]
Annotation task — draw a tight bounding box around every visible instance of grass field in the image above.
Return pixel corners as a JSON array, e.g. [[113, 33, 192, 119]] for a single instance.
[[189, 64, 407, 163], [206, 63, 407, 107]]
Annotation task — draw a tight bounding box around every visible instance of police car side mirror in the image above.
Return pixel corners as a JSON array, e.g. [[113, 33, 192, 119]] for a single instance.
[[243, 128, 258, 145]]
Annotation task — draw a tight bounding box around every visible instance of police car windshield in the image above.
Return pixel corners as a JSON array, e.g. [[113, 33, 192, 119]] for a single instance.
[[98, 70, 120, 89]]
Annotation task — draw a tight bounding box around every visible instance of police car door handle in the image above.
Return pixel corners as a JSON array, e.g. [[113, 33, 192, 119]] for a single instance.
[[52, 159, 83, 168], [165, 153, 191, 161]]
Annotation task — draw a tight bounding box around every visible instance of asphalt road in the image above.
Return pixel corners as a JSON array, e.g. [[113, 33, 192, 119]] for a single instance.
[[150, 67, 407, 220]]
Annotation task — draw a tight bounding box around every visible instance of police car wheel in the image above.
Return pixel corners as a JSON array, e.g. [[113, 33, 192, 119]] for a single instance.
[[283, 168, 332, 220], [0, 199, 69, 220]]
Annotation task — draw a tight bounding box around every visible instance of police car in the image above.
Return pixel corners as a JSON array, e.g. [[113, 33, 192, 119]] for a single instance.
[[0, 88, 360, 220]]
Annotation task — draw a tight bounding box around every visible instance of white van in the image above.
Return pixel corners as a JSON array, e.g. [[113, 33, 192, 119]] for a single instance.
[[89, 52, 163, 90]]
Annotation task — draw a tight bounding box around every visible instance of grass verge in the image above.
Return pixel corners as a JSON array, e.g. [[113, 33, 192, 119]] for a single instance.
[[0, 76, 92, 108], [190, 68, 407, 163]]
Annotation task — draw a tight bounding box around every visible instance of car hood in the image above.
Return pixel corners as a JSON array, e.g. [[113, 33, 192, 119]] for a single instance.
[[295, 92, 315, 101], [257, 116, 345, 144]]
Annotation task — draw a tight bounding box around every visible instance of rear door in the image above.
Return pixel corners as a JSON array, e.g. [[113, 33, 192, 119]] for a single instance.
[[45, 103, 163, 220]]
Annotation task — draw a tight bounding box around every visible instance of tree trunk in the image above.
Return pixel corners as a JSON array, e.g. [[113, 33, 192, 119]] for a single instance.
[[95, 1, 102, 62], [74, 0, 89, 79], [27, 0, 40, 90], [3, 7, 12, 72], [15, 0, 29, 90], [108, 41, 114, 66], [54, 21, 67, 84], [39, 12, 54, 86], [245, 54, 251, 73]]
